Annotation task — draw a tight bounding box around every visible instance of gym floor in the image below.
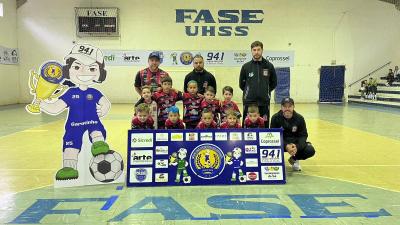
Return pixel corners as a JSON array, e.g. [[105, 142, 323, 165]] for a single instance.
[[0, 103, 399, 225]]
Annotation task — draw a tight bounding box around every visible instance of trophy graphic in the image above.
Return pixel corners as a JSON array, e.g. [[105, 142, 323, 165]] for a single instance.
[[26, 61, 68, 114]]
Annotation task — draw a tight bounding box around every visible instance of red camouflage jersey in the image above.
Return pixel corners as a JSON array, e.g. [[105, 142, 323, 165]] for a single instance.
[[182, 92, 203, 124], [196, 120, 218, 129], [200, 99, 220, 123], [220, 100, 241, 122], [244, 117, 265, 128], [131, 116, 154, 129], [220, 121, 242, 129], [152, 90, 182, 123], [165, 119, 185, 129]]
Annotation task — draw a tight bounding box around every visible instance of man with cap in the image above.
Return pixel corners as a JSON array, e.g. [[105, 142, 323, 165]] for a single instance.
[[270, 97, 316, 171], [134, 51, 169, 95]]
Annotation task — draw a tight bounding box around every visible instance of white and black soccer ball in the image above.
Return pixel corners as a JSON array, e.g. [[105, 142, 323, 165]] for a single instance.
[[89, 150, 124, 183]]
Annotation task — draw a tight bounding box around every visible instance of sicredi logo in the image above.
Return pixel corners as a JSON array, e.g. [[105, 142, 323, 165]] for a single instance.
[[259, 132, 281, 146], [155, 146, 169, 155], [245, 158, 259, 167], [131, 133, 153, 148], [176, 9, 264, 37], [171, 133, 183, 141], [130, 150, 153, 165], [245, 145, 257, 154], [215, 132, 227, 141], [130, 168, 152, 183], [155, 159, 168, 169]]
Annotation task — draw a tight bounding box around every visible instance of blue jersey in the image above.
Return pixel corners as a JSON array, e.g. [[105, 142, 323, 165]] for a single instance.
[[60, 87, 106, 150], [232, 158, 242, 168], [60, 87, 103, 128]]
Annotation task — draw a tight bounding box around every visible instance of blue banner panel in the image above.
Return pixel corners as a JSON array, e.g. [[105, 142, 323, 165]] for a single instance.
[[127, 128, 286, 187]]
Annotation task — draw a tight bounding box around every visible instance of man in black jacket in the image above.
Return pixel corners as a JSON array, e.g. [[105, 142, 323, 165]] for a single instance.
[[240, 41, 277, 128], [270, 98, 316, 171], [184, 55, 217, 95]]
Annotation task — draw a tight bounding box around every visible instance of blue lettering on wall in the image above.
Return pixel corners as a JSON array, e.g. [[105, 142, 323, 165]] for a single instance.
[[176, 9, 264, 36]]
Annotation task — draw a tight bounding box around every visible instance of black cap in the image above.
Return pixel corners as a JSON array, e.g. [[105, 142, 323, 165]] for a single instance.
[[281, 97, 294, 105], [148, 51, 161, 60]]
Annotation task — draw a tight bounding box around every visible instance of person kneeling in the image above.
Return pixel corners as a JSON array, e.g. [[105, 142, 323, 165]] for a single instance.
[[270, 98, 315, 171]]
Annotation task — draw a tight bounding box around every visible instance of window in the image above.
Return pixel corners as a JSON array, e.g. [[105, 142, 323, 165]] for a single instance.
[[0, 3, 3, 17]]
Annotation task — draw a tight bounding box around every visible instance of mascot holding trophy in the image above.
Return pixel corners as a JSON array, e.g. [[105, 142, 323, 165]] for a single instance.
[[27, 44, 116, 182]]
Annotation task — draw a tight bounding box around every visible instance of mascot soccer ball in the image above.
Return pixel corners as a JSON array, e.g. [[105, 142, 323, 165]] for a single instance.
[[89, 150, 124, 183]]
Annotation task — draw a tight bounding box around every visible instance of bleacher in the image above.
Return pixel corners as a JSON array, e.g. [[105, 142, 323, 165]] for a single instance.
[[348, 79, 400, 108]]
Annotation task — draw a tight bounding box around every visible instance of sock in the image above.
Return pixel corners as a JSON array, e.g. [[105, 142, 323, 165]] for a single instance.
[[63, 159, 78, 169]]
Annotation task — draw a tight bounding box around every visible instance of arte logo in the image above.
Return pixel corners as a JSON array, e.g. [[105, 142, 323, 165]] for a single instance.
[[131, 133, 153, 148], [176, 9, 264, 37], [123, 53, 140, 62], [131, 150, 153, 165]]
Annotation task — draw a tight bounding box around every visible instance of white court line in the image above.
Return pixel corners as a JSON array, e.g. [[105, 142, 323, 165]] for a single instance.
[[301, 165, 400, 167], [20, 129, 49, 132], [0, 169, 55, 171], [298, 173, 400, 193]]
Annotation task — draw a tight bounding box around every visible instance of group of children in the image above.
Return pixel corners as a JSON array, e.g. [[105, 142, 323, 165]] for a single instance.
[[131, 76, 265, 130], [359, 77, 378, 100]]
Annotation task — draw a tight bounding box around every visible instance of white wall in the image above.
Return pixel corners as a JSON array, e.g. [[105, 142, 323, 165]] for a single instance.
[[0, 0, 18, 105], [15, 0, 400, 104]]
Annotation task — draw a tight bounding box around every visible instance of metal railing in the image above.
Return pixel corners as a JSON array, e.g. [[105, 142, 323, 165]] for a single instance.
[[348, 61, 391, 87]]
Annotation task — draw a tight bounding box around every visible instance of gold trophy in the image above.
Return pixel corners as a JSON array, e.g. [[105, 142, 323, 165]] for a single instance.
[[26, 61, 68, 114]]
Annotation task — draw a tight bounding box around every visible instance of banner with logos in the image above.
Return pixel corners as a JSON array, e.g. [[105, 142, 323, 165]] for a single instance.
[[127, 128, 286, 187], [103, 50, 294, 67], [0, 46, 19, 65]]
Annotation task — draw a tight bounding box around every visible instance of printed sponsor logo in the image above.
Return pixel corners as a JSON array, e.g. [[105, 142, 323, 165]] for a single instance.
[[130, 168, 152, 183], [244, 132, 257, 141], [156, 133, 169, 142], [200, 132, 213, 141], [261, 166, 283, 181], [130, 150, 153, 165], [245, 145, 257, 154], [215, 132, 228, 141], [155, 159, 168, 169], [259, 132, 281, 146], [245, 158, 259, 167], [229, 132, 242, 141], [260, 149, 282, 164], [186, 132, 198, 141], [131, 133, 153, 148], [155, 173, 168, 182], [246, 172, 259, 181], [171, 133, 184, 141], [155, 146, 169, 155]]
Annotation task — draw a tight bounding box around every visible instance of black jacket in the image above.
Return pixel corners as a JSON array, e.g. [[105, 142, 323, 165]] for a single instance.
[[270, 110, 308, 151], [184, 69, 217, 95], [239, 58, 277, 106]]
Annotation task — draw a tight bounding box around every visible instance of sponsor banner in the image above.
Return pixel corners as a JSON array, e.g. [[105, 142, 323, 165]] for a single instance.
[[130, 150, 153, 165], [103, 50, 294, 67], [0, 46, 19, 65], [259, 132, 281, 147], [260, 148, 282, 164], [127, 128, 285, 187], [261, 166, 284, 181], [131, 133, 153, 148], [129, 168, 153, 183]]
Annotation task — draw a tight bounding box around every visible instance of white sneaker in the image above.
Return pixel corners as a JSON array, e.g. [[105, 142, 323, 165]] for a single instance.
[[289, 157, 302, 171]]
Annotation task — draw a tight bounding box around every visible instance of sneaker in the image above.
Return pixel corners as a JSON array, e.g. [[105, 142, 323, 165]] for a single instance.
[[288, 157, 302, 171]]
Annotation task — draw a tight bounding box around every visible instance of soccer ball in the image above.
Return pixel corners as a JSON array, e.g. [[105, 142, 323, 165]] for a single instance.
[[239, 175, 247, 183], [183, 176, 191, 184], [89, 150, 124, 183]]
